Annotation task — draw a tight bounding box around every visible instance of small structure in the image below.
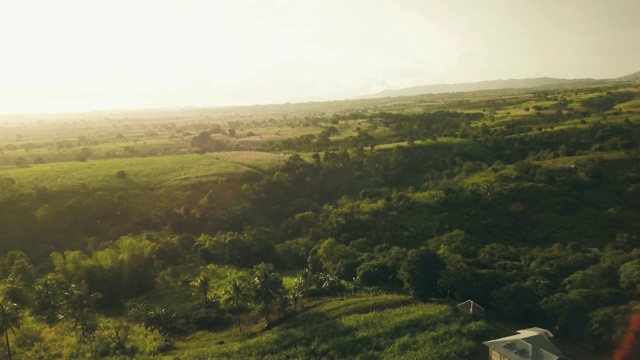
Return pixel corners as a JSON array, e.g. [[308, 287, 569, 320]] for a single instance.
[[456, 300, 486, 318], [483, 327, 569, 360]]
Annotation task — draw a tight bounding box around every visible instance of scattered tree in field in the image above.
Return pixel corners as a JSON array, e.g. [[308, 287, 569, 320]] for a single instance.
[[191, 276, 211, 310], [61, 281, 101, 339], [249, 263, 284, 328], [0, 178, 18, 200], [33, 156, 46, 164], [0, 300, 21, 359], [108, 322, 132, 355], [191, 131, 212, 150], [289, 276, 306, 312], [13, 157, 28, 168], [223, 277, 248, 331]]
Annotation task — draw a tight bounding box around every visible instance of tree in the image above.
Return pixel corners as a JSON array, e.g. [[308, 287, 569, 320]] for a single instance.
[[289, 277, 306, 313], [317, 238, 355, 276], [0, 300, 21, 359], [9, 259, 35, 287], [356, 261, 394, 287], [541, 292, 590, 340], [311, 153, 321, 166], [223, 277, 247, 331], [13, 157, 28, 168], [398, 247, 446, 301], [191, 131, 212, 151], [619, 260, 640, 293], [562, 270, 606, 291], [108, 321, 132, 355], [33, 274, 66, 323], [191, 276, 211, 310], [249, 263, 284, 328], [437, 251, 471, 300], [587, 304, 632, 350], [491, 283, 541, 323], [426, 230, 480, 258], [61, 281, 101, 339], [0, 178, 18, 200]]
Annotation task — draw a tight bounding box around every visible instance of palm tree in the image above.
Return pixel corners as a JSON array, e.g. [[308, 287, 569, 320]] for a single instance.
[[61, 281, 101, 339], [249, 263, 284, 328], [289, 276, 306, 313], [190, 276, 210, 309], [0, 300, 21, 359], [223, 277, 247, 331]]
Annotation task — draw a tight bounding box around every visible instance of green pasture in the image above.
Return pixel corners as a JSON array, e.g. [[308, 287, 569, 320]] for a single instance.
[[0, 151, 284, 192], [615, 98, 640, 110], [461, 150, 627, 184], [374, 137, 471, 150], [167, 295, 494, 360], [537, 151, 628, 168]]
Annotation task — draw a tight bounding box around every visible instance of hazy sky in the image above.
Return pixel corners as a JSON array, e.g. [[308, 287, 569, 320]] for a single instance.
[[0, 0, 638, 114]]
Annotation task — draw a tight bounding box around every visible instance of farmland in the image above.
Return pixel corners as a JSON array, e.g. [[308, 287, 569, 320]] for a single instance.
[[0, 79, 639, 358]]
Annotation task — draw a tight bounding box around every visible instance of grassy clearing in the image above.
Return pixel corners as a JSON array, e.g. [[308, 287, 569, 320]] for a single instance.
[[460, 150, 628, 187], [166, 295, 494, 360], [615, 98, 640, 110], [209, 151, 286, 171], [537, 151, 628, 168], [460, 169, 505, 188], [374, 137, 471, 150], [0, 151, 283, 192]]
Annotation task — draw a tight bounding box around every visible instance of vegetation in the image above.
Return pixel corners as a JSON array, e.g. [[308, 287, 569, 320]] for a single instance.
[[176, 296, 491, 360], [0, 79, 639, 358]]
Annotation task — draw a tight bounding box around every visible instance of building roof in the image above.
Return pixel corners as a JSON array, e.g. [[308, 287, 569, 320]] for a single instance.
[[522, 327, 554, 338], [483, 328, 567, 360], [456, 300, 485, 315], [457, 300, 485, 310]]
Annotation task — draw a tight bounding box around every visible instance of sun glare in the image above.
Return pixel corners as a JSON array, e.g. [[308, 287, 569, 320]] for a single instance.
[[0, 0, 638, 114]]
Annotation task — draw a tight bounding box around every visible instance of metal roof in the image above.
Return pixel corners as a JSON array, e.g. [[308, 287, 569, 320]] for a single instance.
[[483, 328, 566, 360]]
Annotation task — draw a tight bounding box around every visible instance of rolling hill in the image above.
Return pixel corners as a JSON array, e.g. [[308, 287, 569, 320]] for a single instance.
[[360, 71, 639, 99]]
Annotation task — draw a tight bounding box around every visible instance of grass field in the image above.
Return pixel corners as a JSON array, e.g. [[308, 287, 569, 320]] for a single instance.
[[374, 137, 473, 150], [166, 295, 495, 360], [615, 98, 640, 110], [0, 151, 285, 192]]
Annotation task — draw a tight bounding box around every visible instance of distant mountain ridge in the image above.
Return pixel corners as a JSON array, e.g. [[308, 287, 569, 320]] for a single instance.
[[361, 71, 639, 99], [619, 71, 640, 80]]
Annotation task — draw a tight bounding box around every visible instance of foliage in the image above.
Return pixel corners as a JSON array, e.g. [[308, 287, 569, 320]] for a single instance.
[[0, 299, 21, 359], [248, 263, 285, 327], [399, 248, 446, 301], [0, 81, 639, 357]]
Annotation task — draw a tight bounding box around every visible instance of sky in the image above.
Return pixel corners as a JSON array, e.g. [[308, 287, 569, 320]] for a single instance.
[[0, 0, 638, 114]]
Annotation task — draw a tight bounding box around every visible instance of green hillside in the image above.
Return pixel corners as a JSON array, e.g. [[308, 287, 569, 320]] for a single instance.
[[1, 151, 284, 193], [167, 295, 494, 360], [0, 80, 638, 359]]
